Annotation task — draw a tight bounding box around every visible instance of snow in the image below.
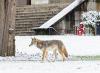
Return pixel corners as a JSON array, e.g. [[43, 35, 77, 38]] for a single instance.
[[39, 0, 85, 29], [31, 0, 49, 4], [80, 20, 96, 26], [0, 61, 100, 73]]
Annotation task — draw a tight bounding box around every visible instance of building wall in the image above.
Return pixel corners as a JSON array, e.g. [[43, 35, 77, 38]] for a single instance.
[[16, 0, 74, 5], [49, 0, 74, 3], [87, 0, 100, 11], [31, 0, 74, 5], [16, 0, 28, 6], [95, 0, 100, 11], [54, 18, 67, 35]]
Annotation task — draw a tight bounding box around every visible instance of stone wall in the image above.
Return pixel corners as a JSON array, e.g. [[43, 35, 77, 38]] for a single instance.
[[87, 0, 100, 11], [16, 0, 74, 5], [16, 0, 28, 6], [49, 0, 74, 3]]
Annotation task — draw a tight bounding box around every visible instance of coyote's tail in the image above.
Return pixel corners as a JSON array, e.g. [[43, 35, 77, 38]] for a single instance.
[[63, 47, 68, 58]]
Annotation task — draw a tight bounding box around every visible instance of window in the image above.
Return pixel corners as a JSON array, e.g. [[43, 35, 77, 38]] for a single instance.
[[31, 0, 49, 4]]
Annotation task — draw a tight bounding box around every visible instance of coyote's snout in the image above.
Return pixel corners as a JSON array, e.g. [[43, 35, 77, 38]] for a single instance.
[[29, 37, 68, 61]]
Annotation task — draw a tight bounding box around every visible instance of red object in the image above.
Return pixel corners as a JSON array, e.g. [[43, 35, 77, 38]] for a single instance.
[[76, 24, 85, 35]]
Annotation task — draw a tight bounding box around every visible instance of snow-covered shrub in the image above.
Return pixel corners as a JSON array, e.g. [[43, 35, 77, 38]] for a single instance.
[[81, 11, 100, 35], [81, 11, 100, 26]]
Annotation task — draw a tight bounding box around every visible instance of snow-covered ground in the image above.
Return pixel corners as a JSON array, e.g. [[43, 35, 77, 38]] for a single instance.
[[0, 61, 100, 73], [0, 35, 100, 73]]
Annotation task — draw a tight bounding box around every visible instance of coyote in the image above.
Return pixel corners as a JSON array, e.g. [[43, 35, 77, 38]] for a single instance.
[[29, 37, 68, 61]]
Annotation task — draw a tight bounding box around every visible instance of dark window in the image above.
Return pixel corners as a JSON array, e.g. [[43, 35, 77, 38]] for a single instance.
[[27, 0, 31, 5]]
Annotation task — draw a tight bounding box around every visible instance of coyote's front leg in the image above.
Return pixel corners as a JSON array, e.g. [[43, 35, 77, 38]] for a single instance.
[[42, 48, 47, 61], [52, 49, 57, 62]]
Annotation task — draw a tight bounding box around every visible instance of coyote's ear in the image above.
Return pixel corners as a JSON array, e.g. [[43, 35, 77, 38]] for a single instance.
[[31, 37, 33, 40], [33, 37, 36, 40]]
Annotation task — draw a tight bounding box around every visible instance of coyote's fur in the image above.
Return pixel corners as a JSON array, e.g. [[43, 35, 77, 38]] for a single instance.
[[29, 37, 68, 61]]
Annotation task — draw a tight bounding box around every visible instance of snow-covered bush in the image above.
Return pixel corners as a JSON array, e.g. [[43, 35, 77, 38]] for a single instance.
[[81, 11, 100, 35], [81, 11, 100, 26]]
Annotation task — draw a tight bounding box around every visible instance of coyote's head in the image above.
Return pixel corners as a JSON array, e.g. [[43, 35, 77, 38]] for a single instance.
[[29, 37, 37, 47], [29, 37, 43, 49]]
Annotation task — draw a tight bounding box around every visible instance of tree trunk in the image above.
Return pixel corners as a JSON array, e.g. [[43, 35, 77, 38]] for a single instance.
[[0, 0, 16, 56], [0, 0, 5, 55]]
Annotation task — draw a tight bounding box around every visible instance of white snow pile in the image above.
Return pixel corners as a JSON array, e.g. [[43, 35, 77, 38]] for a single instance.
[[81, 11, 100, 26]]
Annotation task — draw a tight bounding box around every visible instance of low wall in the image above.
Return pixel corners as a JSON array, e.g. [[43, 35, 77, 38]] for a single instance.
[[15, 36, 100, 56]]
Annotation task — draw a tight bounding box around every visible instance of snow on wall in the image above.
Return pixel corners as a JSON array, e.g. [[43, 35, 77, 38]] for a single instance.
[[31, 0, 49, 4], [15, 36, 100, 56]]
